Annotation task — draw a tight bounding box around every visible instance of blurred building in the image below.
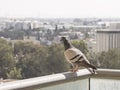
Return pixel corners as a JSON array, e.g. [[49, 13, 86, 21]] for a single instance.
[[14, 22, 32, 30], [96, 29, 120, 52], [109, 22, 120, 29]]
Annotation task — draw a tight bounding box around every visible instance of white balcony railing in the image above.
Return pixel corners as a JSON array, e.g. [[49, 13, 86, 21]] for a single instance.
[[0, 69, 120, 90]]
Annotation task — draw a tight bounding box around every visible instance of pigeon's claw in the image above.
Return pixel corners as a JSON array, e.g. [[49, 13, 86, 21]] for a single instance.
[[69, 67, 79, 72]]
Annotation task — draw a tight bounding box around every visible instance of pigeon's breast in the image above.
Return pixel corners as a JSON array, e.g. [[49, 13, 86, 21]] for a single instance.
[[64, 48, 83, 63]]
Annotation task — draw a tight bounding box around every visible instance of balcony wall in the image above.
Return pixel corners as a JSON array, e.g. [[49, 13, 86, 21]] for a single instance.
[[0, 69, 120, 90]]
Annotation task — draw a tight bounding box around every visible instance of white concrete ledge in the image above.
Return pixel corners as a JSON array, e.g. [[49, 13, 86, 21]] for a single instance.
[[0, 69, 120, 90], [96, 69, 120, 77], [0, 69, 91, 90]]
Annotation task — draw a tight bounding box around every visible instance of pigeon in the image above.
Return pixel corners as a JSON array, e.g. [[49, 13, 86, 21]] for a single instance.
[[60, 37, 97, 73]]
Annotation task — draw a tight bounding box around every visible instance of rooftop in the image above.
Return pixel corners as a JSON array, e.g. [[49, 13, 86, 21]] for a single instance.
[[97, 29, 120, 33]]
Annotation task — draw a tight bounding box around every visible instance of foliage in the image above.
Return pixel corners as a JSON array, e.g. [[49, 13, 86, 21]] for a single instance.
[[7, 67, 22, 79], [71, 40, 88, 55], [0, 38, 15, 79], [47, 43, 70, 73], [1, 37, 120, 79], [14, 41, 49, 78], [89, 49, 120, 69], [0, 39, 89, 79]]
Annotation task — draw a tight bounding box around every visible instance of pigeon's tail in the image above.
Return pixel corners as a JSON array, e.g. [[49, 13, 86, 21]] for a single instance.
[[87, 63, 97, 70], [87, 64, 97, 74]]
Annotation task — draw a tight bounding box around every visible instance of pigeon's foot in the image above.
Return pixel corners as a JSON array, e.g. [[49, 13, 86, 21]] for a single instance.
[[69, 68, 79, 73], [92, 69, 97, 74], [69, 68, 74, 72]]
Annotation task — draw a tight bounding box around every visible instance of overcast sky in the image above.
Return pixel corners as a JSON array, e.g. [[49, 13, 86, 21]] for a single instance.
[[0, 0, 120, 18]]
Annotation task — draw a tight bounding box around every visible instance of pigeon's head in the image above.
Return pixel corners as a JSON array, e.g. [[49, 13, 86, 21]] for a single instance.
[[60, 37, 68, 43], [60, 36, 73, 50]]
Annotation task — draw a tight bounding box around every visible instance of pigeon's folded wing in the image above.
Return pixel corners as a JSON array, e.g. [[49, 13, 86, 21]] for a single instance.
[[64, 48, 84, 62]]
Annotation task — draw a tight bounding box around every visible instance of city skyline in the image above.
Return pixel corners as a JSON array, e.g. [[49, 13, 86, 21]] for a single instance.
[[0, 0, 120, 18]]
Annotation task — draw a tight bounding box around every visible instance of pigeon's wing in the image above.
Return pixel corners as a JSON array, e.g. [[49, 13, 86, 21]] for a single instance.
[[64, 48, 85, 62], [80, 54, 90, 64], [64, 48, 76, 63]]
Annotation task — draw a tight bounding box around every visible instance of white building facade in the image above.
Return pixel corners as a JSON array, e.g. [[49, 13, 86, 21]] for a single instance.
[[96, 30, 120, 52]]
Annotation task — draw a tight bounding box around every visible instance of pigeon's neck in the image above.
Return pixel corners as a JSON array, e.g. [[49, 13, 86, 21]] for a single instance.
[[63, 40, 73, 50]]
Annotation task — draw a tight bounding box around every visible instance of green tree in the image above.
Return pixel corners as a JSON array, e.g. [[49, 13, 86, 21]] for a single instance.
[[7, 67, 22, 79], [14, 41, 49, 78], [47, 43, 70, 73], [71, 40, 88, 55], [94, 49, 120, 69], [0, 38, 15, 79], [13, 40, 89, 79]]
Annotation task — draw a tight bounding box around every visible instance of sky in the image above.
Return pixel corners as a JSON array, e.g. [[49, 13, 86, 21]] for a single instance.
[[0, 0, 120, 18]]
